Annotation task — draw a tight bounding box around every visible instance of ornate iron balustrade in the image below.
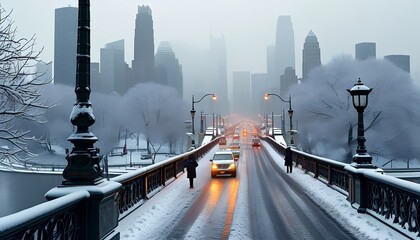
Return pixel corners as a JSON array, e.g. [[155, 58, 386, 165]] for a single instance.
[[0, 137, 219, 239], [261, 135, 349, 192], [364, 170, 420, 236], [112, 136, 219, 218], [262, 134, 419, 237], [0, 191, 89, 240]]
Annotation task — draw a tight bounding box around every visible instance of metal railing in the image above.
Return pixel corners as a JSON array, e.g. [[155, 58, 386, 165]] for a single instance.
[[0, 137, 220, 239], [112, 137, 218, 218], [262, 134, 420, 238]]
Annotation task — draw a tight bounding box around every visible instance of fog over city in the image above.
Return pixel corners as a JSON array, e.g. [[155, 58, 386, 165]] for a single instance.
[[2, 0, 420, 165], [3, 0, 420, 93]]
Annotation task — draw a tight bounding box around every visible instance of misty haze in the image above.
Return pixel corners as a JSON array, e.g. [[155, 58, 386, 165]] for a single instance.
[[1, 1, 420, 240]]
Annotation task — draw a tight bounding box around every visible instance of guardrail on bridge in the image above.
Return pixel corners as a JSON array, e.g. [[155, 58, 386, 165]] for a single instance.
[[261, 135, 420, 239], [0, 137, 220, 240]]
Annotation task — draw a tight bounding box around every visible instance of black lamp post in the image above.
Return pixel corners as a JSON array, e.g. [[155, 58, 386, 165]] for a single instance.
[[347, 78, 374, 166], [63, 0, 102, 184], [265, 93, 294, 146], [191, 94, 216, 135]]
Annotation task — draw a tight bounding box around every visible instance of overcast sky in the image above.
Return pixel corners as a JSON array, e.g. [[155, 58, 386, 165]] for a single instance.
[[3, 0, 420, 82]]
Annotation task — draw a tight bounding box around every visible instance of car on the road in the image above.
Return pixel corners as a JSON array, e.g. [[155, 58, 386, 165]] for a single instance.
[[229, 142, 240, 150], [218, 136, 227, 145], [252, 138, 261, 148], [210, 151, 237, 178], [233, 133, 240, 141]]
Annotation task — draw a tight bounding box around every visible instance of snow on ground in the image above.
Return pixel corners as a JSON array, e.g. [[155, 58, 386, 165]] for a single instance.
[[117, 141, 413, 240]]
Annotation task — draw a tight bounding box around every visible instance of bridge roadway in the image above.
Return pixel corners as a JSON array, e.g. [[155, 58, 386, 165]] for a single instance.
[[117, 137, 356, 239]]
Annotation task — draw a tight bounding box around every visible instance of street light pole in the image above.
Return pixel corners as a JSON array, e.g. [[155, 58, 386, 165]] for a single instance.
[[265, 93, 294, 146], [191, 93, 216, 135], [63, 0, 102, 184], [347, 78, 374, 167]]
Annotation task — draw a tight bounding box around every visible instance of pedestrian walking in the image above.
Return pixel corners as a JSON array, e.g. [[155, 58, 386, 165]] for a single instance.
[[185, 155, 198, 188], [284, 147, 293, 173]]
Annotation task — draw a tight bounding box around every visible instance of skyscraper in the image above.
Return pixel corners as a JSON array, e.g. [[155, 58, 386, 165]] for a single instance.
[[355, 42, 376, 61], [251, 73, 268, 114], [384, 55, 410, 73], [210, 35, 229, 115], [132, 5, 155, 86], [275, 16, 295, 90], [155, 41, 183, 97], [36, 61, 52, 84], [54, 7, 77, 86], [232, 71, 251, 116], [280, 67, 298, 97], [302, 30, 321, 80], [100, 40, 129, 95]]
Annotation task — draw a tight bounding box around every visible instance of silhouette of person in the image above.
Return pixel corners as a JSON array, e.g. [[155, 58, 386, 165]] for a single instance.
[[185, 155, 198, 188], [284, 147, 293, 173]]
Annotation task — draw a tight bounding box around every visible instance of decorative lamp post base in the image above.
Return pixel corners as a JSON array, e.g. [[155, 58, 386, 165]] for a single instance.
[[351, 153, 376, 169]]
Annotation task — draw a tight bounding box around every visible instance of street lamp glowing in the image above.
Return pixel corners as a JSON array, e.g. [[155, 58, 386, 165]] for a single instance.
[[264, 94, 269, 101], [264, 93, 294, 146], [191, 93, 217, 135]]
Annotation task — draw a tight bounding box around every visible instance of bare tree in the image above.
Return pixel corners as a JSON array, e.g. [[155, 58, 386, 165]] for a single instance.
[[0, 7, 53, 162], [290, 56, 420, 163], [120, 82, 187, 164]]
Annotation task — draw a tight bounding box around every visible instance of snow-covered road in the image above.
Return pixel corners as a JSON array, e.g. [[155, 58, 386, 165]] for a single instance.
[[117, 137, 410, 240]]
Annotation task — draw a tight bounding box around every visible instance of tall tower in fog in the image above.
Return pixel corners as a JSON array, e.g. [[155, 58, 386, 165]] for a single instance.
[[232, 71, 251, 116], [355, 42, 376, 60], [302, 30, 321, 80], [54, 7, 77, 86], [384, 55, 410, 73], [132, 5, 155, 87], [275, 16, 295, 91], [210, 35, 229, 115], [155, 42, 184, 97], [100, 40, 129, 95]]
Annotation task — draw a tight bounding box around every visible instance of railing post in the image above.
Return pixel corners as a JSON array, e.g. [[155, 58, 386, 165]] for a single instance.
[[314, 160, 319, 178], [344, 165, 372, 213], [328, 165, 332, 185]]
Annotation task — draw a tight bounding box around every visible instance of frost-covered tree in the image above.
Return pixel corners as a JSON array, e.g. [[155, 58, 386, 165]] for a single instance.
[[290, 56, 420, 164], [0, 8, 53, 162], [120, 82, 187, 163]]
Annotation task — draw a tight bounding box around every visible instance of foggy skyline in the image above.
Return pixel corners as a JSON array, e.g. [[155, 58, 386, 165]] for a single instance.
[[3, 0, 420, 84]]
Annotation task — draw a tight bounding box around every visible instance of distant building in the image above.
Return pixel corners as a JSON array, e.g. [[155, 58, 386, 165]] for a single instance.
[[355, 42, 376, 60], [266, 45, 277, 89], [131, 5, 155, 86], [232, 71, 251, 116], [275, 16, 295, 92], [280, 67, 298, 97], [90, 62, 100, 92], [54, 6, 77, 86], [384, 55, 410, 73], [35, 61, 52, 84], [209, 35, 229, 115], [155, 41, 183, 97], [250, 73, 268, 114], [100, 40, 130, 95], [302, 30, 321, 80]]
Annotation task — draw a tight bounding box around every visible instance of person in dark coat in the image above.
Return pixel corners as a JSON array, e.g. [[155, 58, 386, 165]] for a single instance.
[[185, 155, 198, 188], [284, 147, 293, 173]]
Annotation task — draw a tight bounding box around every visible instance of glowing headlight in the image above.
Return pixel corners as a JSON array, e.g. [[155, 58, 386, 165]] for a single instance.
[[212, 164, 218, 170], [229, 163, 236, 169]]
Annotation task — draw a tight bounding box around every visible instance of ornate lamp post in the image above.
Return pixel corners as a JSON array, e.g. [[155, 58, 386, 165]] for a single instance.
[[347, 78, 374, 167], [264, 93, 294, 145], [63, 0, 102, 184], [191, 94, 216, 134]]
